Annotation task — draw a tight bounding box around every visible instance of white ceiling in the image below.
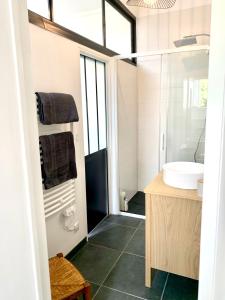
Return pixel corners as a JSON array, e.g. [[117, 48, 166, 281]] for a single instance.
[[120, 0, 211, 17]]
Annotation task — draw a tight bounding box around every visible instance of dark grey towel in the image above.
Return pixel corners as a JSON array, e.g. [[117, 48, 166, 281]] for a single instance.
[[40, 132, 77, 189], [36, 92, 79, 124]]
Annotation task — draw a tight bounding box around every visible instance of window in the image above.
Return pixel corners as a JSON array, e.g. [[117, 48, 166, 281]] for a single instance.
[[27, 0, 50, 19], [80, 56, 107, 156], [28, 1, 136, 59], [185, 79, 208, 108], [105, 1, 132, 54], [53, 0, 103, 45]]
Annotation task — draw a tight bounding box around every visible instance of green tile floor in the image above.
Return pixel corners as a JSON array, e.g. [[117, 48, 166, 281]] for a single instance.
[[70, 215, 198, 300]]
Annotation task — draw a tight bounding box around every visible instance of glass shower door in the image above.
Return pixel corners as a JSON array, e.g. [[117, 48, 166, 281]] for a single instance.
[[160, 50, 209, 168]]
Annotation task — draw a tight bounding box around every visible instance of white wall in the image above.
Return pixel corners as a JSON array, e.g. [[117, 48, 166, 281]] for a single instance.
[[0, 1, 50, 299], [137, 56, 161, 190], [198, 0, 225, 298], [30, 24, 88, 257], [117, 60, 138, 201], [137, 4, 211, 52]]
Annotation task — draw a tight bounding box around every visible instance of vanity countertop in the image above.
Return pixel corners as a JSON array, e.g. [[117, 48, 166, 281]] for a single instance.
[[144, 172, 202, 202]]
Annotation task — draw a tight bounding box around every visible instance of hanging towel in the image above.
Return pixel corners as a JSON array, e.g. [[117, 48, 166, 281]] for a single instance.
[[36, 92, 79, 125], [40, 132, 77, 189]]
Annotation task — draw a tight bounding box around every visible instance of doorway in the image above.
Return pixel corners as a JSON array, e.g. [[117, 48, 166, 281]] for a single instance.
[[80, 55, 109, 233]]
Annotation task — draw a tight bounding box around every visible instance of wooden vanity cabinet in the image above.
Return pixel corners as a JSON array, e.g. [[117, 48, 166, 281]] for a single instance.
[[144, 173, 202, 287]]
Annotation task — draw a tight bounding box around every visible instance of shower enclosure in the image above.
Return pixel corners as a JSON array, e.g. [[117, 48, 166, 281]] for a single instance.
[[160, 50, 209, 167], [114, 46, 209, 215]]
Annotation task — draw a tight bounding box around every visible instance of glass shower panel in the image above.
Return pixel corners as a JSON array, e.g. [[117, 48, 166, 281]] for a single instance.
[[163, 50, 209, 165]]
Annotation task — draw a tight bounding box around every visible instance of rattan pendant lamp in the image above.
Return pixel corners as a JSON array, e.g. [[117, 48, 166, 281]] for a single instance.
[[126, 0, 176, 9]]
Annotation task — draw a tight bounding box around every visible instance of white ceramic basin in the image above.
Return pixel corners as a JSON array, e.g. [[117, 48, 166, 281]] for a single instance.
[[163, 162, 204, 190]]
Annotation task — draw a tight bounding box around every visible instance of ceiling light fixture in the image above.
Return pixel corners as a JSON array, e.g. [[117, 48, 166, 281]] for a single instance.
[[126, 0, 176, 9]]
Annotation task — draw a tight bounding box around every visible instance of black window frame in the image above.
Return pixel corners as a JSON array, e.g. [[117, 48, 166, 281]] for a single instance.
[[28, 0, 136, 66], [104, 0, 136, 58], [80, 55, 108, 156]]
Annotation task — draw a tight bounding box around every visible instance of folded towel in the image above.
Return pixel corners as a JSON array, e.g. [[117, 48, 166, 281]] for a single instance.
[[40, 132, 77, 189], [36, 92, 79, 125]]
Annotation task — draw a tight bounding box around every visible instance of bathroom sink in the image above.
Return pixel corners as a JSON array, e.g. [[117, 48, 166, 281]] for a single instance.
[[163, 162, 204, 189]]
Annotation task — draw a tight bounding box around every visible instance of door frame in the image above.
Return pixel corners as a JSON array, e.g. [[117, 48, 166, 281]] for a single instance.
[[198, 0, 225, 298], [8, 0, 225, 298], [1, 0, 51, 298]]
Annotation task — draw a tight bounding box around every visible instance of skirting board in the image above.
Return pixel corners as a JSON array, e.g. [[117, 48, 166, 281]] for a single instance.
[[120, 211, 146, 220], [65, 238, 87, 260]]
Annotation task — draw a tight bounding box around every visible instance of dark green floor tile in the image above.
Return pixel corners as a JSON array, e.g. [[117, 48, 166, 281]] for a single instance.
[[78, 282, 99, 299], [125, 229, 145, 256], [104, 253, 167, 299], [105, 215, 141, 228], [95, 287, 140, 300], [90, 283, 100, 298], [89, 222, 135, 250], [138, 220, 145, 231], [71, 244, 120, 285], [128, 192, 145, 216], [128, 203, 145, 216], [163, 274, 198, 300]]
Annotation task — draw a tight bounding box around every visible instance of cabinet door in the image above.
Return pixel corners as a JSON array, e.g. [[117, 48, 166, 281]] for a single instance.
[[150, 195, 201, 280]]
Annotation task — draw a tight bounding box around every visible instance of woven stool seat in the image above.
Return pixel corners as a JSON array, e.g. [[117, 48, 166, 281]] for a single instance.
[[49, 253, 91, 300]]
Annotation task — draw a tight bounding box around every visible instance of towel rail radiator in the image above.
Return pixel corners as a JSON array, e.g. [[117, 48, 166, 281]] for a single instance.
[[38, 99, 76, 219]]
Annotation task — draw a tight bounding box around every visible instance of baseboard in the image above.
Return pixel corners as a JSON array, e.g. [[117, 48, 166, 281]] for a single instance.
[[120, 211, 146, 219], [65, 238, 87, 260]]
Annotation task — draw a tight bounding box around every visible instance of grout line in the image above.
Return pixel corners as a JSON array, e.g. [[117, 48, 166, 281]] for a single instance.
[[101, 286, 148, 300], [76, 217, 143, 256], [137, 221, 145, 230], [103, 220, 142, 229], [93, 223, 141, 299], [70, 242, 89, 260], [87, 242, 123, 252], [86, 242, 145, 259], [87, 214, 110, 237], [88, 217, 142, 234], [87, 242, 145, 259], [93, 285, 101, 299], [88, 281, 101, 299], [160, 273, 169, 300], [89, 220, 140, 232], [123, 251, 145, 258]]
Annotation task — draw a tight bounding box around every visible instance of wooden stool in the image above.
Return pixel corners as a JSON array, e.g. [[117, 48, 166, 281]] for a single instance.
[[49, 253, 91, 300]]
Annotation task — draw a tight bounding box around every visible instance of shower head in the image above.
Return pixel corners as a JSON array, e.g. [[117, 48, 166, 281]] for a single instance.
[[174, 34, 210, 48], [126, 0, 176, 9], [174, 36, 197, 47]]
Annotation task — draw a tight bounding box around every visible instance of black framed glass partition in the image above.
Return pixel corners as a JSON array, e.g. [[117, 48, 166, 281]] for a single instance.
[[28, 0, 136, 61], [80, 55, 108, 232], [53, 0, 104, 45], [27, 0, 50, 18], [80, 55, 107, 156], [105, 1, 132, 54]]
